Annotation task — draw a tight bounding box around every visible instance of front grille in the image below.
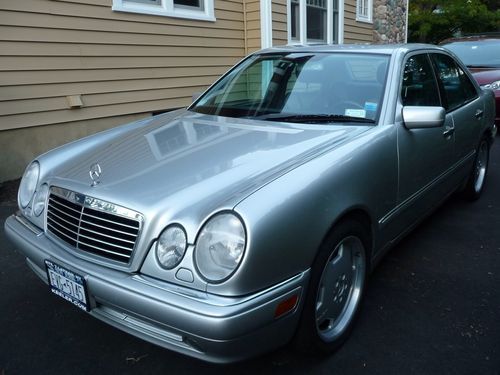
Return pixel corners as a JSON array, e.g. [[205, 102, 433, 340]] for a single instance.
[[46, 187, 142, 263]]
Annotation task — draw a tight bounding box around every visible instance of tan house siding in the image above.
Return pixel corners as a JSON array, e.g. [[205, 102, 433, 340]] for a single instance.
[[343, 0, 373, 43], [244, 0, 261, 53], [0, 0, 246, 181], [272, 0, 287, 46]]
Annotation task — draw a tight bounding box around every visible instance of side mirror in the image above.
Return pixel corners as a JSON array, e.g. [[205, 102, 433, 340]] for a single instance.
[[192, 92, 202, 103], [402, 106, 445, 129]]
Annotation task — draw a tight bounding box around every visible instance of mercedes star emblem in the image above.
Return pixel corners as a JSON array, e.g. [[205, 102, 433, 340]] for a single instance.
[[89, 163, 102, 187]]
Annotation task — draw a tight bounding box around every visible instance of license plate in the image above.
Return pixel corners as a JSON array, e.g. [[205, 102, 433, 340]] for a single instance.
[[45, 260, 89, 311]]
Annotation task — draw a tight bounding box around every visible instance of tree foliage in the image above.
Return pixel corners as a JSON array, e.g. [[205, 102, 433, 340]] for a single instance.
[[408, 0, 500, 43]]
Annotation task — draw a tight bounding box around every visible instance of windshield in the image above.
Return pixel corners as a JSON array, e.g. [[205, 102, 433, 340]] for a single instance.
[[191, 52, 390, 124], [443, 40, 500, 68]]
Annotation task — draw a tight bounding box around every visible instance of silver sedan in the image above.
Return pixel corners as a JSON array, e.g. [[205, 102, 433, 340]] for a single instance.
[[5, 44, 496, 363]]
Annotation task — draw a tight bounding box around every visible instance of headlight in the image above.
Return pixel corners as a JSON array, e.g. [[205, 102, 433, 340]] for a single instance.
[[156, 225, 187, 270], [482, 80, 500, 91], [19, 161, 40, 208], [194, 213, 246, 282], [33, 183, 49, 216]]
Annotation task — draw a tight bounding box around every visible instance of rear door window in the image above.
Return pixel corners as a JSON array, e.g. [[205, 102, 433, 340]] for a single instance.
[[430, 53, 478, 112]]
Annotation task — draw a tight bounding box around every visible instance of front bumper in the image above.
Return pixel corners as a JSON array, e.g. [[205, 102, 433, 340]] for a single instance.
[[5, 213, 309, 363]]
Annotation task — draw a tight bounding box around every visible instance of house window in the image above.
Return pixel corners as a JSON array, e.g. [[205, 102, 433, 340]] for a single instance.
[[356, 0, 372, 23], [289, 0, 341, 44], [112, 0, 215, 21], [291, 0, 300, 40], [331, 0, 339, 42], [307, 0, 327, 42], [174, 0, 203, 10]]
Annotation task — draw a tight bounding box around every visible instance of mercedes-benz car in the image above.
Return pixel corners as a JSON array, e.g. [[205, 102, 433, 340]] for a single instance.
[[4, 44, 496, 363]]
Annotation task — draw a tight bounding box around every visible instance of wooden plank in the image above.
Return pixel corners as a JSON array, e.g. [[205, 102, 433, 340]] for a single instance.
[[273, 31, 288, 41], [246, 20, 260, 30], [0, 56, 242, 71], [344, 24, 373, 34], [0, 97, 65, 116], [273, 22, 287, 32], [0, 66, 230, 86], [215, 0, 244, 13], [52, 0, 245, 13], [0, 97, 192, 130], [246, 11, 261, 22], [0, 10, 245, 39], [0, 86, 209, 116], [0, 75, 220, 101], [52, 0, 110, 7], [245, 2, 260, 13], [83, 86, 209, 107], [272, 2, 287, 15], [247, 39, 261, 49], [0, 1, 244, 30], [344, 31, 374, 42], [0, 42, 244, 59], [0, 26, 244, 48], [246, 29, 261, 39], [0, 42, 244, 58], [246, 46, 261, 54]]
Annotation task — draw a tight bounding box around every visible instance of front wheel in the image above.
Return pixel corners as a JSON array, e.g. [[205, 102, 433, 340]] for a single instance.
[[294, 219, 368, 354], [463, 138, 490, 201]]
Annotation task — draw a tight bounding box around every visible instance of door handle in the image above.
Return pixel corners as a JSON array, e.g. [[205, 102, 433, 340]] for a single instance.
[[443, 124, 455, 138], [475, 109, 484, 119]]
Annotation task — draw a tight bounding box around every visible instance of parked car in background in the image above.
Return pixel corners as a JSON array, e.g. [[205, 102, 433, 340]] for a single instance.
[[441, 36, 500, 126], [4, 44, 496, 363]]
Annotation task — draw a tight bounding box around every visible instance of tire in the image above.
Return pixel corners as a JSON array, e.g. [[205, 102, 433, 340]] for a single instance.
[[294, 219, 369, 355], [463, 137, 490, 201]]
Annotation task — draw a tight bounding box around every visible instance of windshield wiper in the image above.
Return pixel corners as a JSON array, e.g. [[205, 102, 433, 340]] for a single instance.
[[259, 113, 375, 124]]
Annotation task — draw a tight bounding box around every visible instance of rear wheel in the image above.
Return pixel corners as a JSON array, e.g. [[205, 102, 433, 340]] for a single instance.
[[294, 219, 368, 354], [463, 138, 489, 201]]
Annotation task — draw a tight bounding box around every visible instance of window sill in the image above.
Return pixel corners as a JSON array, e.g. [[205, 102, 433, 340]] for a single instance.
[[112, 4, 216, 22], [355, 16, 373, 24]]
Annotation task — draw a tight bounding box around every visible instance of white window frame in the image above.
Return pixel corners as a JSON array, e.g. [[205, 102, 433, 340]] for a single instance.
[[356, 0, 372, 23], [286, 0, 344, 45], [112, 0, 215, 22]]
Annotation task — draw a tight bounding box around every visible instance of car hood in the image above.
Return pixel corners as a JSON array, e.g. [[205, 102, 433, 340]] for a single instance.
[[44, 110, 369, 236], [470, 68, 500, 85]]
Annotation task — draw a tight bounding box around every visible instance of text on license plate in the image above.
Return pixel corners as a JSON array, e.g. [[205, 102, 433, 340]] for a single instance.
[[45, 260, 88, 311]]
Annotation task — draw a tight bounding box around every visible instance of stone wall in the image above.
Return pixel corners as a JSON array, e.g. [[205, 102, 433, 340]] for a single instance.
[[373, 0, 407, 43]]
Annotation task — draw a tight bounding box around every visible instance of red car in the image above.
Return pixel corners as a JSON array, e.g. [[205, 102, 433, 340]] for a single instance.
[[441, 36, 500, 126]]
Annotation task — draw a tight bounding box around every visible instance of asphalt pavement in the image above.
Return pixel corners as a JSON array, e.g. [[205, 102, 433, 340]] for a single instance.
[[1, 141, 499, 375]]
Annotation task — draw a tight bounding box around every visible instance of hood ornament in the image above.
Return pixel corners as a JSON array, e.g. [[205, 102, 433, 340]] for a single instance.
[[89, 163, 102, 187]]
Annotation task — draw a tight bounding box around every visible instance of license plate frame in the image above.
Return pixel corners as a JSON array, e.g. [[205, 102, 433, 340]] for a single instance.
[[45, 260, 89, 312]]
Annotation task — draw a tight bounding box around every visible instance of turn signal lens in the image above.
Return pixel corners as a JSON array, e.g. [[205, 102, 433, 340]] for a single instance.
[[274, 294, 299, 319]]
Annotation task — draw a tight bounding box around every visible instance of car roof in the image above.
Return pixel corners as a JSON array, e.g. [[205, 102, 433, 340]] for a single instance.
[[255, 43, 446, 56], [440, 35, 500, 45]]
